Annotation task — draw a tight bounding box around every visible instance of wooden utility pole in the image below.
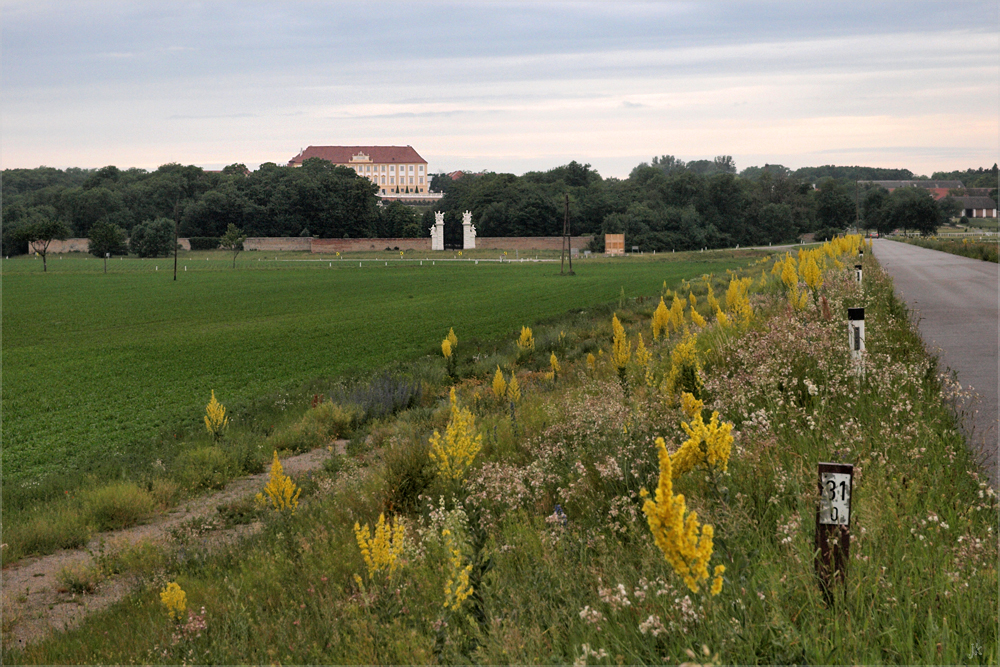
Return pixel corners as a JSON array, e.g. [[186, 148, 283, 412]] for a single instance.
[[561, 193, 574, 275]]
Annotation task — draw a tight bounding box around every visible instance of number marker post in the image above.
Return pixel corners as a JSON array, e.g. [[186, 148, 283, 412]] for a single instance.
[[854, 264, 862, 284], [847, 307, 865, 373], [815, 462, 853, 601]]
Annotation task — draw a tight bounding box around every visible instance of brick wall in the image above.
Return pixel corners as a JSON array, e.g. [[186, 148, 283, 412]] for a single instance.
[[244, 237, 313, 252], [311, 238, 430, 253]]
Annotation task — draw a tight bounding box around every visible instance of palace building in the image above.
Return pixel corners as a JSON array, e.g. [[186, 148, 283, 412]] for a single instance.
[[287, 145, 430, 195]]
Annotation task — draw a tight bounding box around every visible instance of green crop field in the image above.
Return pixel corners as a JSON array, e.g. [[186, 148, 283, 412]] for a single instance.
[[2, 251, 753, 484]]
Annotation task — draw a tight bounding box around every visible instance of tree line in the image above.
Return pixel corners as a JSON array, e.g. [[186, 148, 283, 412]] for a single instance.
[[5, 157, 995, 258]]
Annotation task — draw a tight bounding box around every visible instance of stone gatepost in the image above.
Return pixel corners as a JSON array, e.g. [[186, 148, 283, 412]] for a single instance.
[[430, 211, 445, 251], [462, 210, 476, 249]]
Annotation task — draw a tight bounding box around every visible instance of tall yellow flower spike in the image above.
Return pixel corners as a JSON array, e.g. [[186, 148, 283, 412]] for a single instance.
[[354, 512, 406, 579], [441, 338, 453, 358], [612, 314, 631, 377], [491, 366, 507, 400], [801, 255, 822, 292], [204, 390, 228, 441], [669, 295, 686, 334], [255, 450, 301, 513], [662, 331, 702, 399], [446, 327, 459, 351], [690, 308, 707, 328], [517, 326, 535, 352], [429, 388, 483, 481], [550, 352, 561, 379], [652, 297, 670, 340], [586, 352, 596, 371], [506, 374, 521, 404], [641, 437, 722, 595], [442, 529, 474, 611]]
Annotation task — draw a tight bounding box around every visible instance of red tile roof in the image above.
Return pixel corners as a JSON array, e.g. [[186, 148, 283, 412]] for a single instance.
[[288, 145, 427, 166]]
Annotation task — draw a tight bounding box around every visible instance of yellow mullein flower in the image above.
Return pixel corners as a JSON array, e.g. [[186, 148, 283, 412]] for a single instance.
[[204, 390, 228, 441], [652, 297, 670, 340], [550, 352, 561, 380], [517, 326, 535, 353], [690, 308, 706, 328], [641, 437, 718, 594], [801, 254, 822, 292], [715, 308, 730, 328], [662, 331, 702, 400], [506, 374, 521, 404], [669, 295, 686, 333], [670, 393, 733, 478], [160, 582, 187, 620], [441, 338, 453, 359], [354, 513, 406, 579], [447, 327, 458, 350], [586, 352, 596, 371], [725, 276, 753, 325], [255, 450, 302, 513], [491, 366, 507, 400], [780, 254, 797, 290], [711, 565, 726, 595], [706, 282, 720, 313], [429, 387, 483, 481], [688, 292, 697, 308], [442, 529, 474, 611], [611, 314, 631, 377]]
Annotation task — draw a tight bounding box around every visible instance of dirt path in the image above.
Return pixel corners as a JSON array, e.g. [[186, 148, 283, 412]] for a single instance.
[[2, 445, 343, 650]]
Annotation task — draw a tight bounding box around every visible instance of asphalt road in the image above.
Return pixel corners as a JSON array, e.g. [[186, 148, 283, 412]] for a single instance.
[[872, 239, 999, 486]]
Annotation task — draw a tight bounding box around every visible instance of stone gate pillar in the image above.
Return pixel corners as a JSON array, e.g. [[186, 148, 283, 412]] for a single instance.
[[462, 210, 476, 249], [430, 211, 445, 251]]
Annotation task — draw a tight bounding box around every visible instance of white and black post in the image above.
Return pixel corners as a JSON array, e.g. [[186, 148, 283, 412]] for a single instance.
[[815, 461, 853, 601], [847, 307, 865, 362], [854, 264, 862, 284]]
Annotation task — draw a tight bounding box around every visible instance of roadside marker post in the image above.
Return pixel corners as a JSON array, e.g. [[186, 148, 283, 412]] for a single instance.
[[847, 308, 865, 362], [815, 462, 853, 601], [854, 264, 862, 284]]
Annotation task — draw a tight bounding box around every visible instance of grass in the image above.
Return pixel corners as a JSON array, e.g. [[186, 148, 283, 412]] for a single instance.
[[2, 248, 754, 562], [5, 239, 996, 664], [898, 236, 998, 263]]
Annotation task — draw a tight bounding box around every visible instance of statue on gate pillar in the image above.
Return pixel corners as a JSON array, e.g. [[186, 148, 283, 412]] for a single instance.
[[430, 211, 445, 251], [462, 210, 476, 250]]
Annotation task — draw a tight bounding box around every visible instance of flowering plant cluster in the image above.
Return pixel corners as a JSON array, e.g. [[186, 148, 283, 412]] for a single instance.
[[641, 437, 725, 595], [429, 387, 483, 482], [354, 512, 406, 579], [255, 450, 301, 513], [160, 581, 187, 621], [669, 393, 733, 478], [441, 528, 473, 611], [517, 325, 535, 353], [204, 390, 228, 441]]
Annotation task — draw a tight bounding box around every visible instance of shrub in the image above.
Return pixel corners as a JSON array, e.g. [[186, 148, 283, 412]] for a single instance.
[[268, 402, 361, 453], [173, 446, 234, 491], [331, 374, 422, 421], [80, 481, 157, 531], [188, 237, 220, 250], [129, 218, 175, 257], [56, 563, 102, 594], [7, 506, 90, 559]]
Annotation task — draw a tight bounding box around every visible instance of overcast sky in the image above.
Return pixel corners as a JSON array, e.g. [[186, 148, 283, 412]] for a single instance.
[[2, 0, 997, 178]]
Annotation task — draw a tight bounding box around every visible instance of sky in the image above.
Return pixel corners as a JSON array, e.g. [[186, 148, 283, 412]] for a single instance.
[[2, 0, 998, 178]]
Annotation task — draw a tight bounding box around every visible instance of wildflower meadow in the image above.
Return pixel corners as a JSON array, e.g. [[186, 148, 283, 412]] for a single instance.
[[4, 241, 997, 665]]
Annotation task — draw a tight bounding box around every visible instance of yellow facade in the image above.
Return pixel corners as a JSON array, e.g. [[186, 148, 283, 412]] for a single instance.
[[344, 151, 428, 195]]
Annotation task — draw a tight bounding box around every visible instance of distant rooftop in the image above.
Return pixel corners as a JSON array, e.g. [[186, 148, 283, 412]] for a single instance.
[[288, 145, 427, 167], [860, 180, 964, 189]]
